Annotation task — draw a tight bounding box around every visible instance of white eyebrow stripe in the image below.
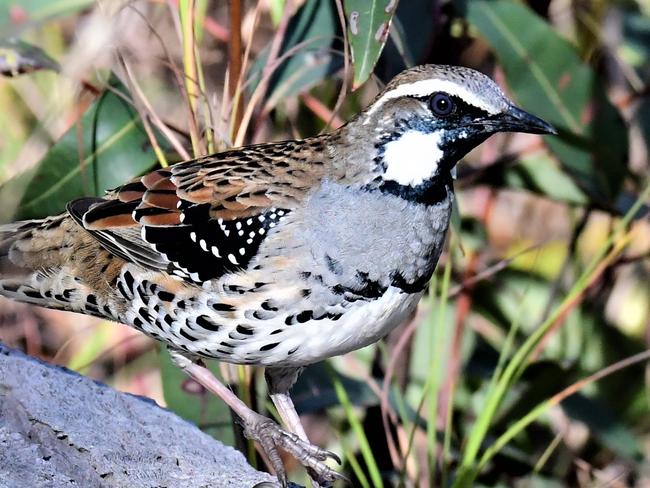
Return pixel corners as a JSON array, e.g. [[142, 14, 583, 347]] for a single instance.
[[366, 78, 502, 118]]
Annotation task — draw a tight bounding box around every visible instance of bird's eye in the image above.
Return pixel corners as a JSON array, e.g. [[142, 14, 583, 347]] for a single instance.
[[430, 93, 455, 117]]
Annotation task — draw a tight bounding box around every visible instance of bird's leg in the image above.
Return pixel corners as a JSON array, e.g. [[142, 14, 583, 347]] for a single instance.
[[270, 391, 309, 441], [266, 368, 344, 488], [168, 350, 345, 487]]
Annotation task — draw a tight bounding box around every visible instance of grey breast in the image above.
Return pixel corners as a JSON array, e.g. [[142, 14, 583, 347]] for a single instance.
[[294, 181, 453, 294]]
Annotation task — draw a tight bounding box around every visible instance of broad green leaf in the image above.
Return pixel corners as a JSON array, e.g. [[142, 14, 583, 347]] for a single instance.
[[159, 348, 235, 445], [0, 37, 59, 76], [374, 0, 435, 80], [0, 0, 93, 31], [344, 0, 400, 89], [505, 153, 588, 205], [248, 0, 341, 109], [0, 78, 159, 221], [467, 0, 628, 203]]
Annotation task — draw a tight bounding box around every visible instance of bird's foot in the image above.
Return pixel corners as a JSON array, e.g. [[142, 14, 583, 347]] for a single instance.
[[244, 413, 346, 487]]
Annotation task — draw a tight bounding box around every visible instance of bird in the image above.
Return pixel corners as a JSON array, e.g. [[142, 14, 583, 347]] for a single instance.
[[0, 64, 555, 487]]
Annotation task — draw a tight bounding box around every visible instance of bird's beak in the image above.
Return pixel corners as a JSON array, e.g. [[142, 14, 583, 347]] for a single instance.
[[490, 105, 558, 135]]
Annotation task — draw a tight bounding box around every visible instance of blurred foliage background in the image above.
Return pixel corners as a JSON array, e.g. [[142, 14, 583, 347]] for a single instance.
[[0, 0, 649, 486]]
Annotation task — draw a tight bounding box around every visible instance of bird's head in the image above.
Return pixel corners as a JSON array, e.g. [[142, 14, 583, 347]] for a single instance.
[[347, 65, 556, 199]]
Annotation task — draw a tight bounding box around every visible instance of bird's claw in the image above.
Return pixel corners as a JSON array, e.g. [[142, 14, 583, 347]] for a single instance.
[[244, 415, 346, 487]]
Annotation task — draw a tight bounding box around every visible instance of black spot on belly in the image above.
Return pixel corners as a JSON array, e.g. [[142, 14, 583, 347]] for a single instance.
[[390, 272, 430, 294], [179, 328, 198, 341], [261, 300, 278, 312], [123, 271, 135, 291], [211, 302, 235, 312], [324, 254, 343, 275], [157, 291, 175, 302], [296, 311, 313, 323], [23, 290, 43, 299], [117, 281, 131, 299], [225, 285, 247, 294], [260, 342, 279, 351], [252, 309, 275, 320], [196, 315, 220, 331], [236, 325, 254, 335], [139, 307, 152, 322]]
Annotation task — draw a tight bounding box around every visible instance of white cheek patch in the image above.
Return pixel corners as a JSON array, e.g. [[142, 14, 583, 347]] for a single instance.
[[382, 131, 444, 187]]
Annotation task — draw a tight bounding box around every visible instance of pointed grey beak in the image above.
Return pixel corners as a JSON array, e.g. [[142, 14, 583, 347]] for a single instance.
[[494, 105, 557, 135]]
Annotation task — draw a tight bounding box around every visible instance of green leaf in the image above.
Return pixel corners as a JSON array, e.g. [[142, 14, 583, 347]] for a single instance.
[[0, 77, 159, 221], [0, 37, 59, 76], [248, 0, 341, 108], [159, 348, 235, 446], [344, 0, 400, 89], [505, 153, 588, 205], [467, 0, 628, 203]]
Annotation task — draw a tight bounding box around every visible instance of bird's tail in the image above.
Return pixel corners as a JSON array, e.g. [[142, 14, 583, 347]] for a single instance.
[[0, 214, 73, 309]]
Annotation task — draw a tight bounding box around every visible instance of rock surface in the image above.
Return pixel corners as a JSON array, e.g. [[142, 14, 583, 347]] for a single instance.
[[0, 343, 278, 488]]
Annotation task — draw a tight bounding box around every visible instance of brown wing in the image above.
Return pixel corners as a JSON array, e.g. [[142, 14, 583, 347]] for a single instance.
[[67, 138, 329, 284]]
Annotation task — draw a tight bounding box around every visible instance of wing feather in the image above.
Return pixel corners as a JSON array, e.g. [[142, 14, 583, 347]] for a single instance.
[[65, 139, 325, 284]]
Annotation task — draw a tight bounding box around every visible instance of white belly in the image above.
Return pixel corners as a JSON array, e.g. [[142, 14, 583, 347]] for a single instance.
[[265, 287, 422, 366]]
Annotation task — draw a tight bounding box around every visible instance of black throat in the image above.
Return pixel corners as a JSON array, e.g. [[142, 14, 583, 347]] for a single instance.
[[374, 171, 453, 205]]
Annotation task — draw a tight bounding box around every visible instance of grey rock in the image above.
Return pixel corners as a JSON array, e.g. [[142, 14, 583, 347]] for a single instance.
[[0, 343, 279, 488]]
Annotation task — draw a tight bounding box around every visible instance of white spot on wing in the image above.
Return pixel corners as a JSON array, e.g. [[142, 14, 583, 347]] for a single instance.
[[228, 254, 239, 265]]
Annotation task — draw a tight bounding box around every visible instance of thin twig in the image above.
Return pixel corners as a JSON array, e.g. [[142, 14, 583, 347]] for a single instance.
[[228, 0, 244, 136], [330, 0, 351, 131], [239, 0, 294, 144]]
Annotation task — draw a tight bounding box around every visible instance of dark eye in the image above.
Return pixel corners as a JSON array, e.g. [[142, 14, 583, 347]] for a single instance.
[[430, 93, 455, 116]]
